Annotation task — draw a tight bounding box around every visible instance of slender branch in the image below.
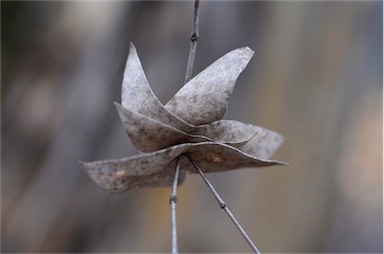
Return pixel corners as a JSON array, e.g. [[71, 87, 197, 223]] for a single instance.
[[184, 154, 261, 254], [172, 1, 260, 253], [185, 0, 200, 83], [170, 1, 200, 253], [169, 157, 180, 254]]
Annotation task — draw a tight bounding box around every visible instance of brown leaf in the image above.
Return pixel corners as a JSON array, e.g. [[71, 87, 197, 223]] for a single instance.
[[233, 126, 284, 160], [115, 102, 210, 152], [121, 43, 191, 131], [81, 43, 286, 193], [81, 142, 285, 192], [165, 47, 254, 125]]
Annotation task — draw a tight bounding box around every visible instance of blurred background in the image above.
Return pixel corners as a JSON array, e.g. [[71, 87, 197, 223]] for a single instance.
[[1, 1, 382, 253]]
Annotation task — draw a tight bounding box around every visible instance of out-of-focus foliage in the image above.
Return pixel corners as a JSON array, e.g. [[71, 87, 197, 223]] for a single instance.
[[1, 1, 382, 253]]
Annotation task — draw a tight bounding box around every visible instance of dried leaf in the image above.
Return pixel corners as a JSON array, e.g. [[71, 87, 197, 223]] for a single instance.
[[121, 43, 192, 131], [137, 163, 187, 188], [117, 101, 267, 151], [82, 43, 286, 193], [81, 159, 187, 193], [233, 126, 285, 160], [81, 142, 285, 192], [115, 102, 210, 152], [165, 47, 254, 125], [120, 44, 258, 144], [197, 120, 258, 144]]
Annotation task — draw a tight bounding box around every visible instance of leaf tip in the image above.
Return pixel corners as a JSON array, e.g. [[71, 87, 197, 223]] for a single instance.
[[243, 46, 255, 55], [113, 101, 122, 109], [129, 42, 136, 51]]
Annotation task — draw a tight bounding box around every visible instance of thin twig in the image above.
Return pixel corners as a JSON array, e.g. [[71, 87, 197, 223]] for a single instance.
[[185, 0, 200, 83], [169, 1, 200, 253], [169, 157, 180, 254], [184, 154, 261, 254], [171, 0, 260, 252]]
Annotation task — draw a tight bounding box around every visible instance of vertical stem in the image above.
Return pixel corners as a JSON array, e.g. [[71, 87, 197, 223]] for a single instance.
[[170, 1, 200, 253], [170, 157, 180, 254], [185, 0, 200, 83], [185, 154, 261, 254]]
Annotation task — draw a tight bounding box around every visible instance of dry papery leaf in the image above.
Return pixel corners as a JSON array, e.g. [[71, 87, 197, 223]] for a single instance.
[[81, 43, 285, 193], [81, 142, 285, 193]]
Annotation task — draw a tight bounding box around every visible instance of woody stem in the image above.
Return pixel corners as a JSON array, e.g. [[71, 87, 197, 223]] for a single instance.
[[185, 154, 261, 254], [185, 0, 200, 84], [170, 157, 180, 254], [170, 0, 200, 253]]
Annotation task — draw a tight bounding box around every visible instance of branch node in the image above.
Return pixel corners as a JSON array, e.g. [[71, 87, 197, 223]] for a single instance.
[[169, 195, 178, 204], [191, 33, 199, 41]]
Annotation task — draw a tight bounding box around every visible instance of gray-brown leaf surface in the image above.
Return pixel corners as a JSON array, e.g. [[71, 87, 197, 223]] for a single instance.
[[165, 47, 254, 125], [81, 43, 285, 193]]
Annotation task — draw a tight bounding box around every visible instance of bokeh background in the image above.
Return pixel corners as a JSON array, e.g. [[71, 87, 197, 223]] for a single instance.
[[1, 1, 382, 253]]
